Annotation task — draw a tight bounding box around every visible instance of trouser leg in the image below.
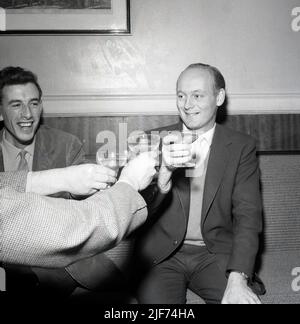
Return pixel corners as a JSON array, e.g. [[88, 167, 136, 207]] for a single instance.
[[188, 249, 228, 304], [137, 255, 189, 304]]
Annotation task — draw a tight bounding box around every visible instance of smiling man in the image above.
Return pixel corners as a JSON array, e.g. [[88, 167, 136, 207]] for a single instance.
[[0, 68, 43, 170], [0, 67, 86, 174], [136, 63, 265, 304], [1, 81, 41, 148]]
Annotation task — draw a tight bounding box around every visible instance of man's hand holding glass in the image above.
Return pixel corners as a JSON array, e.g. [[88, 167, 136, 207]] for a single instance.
[[158, 131, 198, 193]]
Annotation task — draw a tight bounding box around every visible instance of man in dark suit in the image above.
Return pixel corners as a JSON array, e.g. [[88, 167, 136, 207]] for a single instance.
[[136, 63, 264, 304]]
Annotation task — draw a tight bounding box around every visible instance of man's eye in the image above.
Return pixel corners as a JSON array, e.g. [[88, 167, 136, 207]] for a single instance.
[[29, 102, 40, 109], [11, 104, 21, 109], [177, 94, 184, 100], [193, 94, 203, 100]]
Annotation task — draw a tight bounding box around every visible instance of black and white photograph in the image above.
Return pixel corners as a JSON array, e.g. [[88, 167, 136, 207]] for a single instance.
[[0, 0, 300, 311]]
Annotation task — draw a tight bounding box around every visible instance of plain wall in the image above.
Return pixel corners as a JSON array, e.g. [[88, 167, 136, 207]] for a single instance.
[[0, 0, 300, 115]]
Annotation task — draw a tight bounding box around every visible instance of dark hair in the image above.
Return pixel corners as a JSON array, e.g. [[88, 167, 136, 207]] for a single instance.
[[183, 63, 226, 93], [0, 67, 43, 103]]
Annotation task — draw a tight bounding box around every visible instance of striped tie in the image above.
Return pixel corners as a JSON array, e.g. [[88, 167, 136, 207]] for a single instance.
[[17, 150, 29, 171]]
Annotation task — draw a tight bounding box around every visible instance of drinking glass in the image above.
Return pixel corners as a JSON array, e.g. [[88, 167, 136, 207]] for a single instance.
[[127, 133, 161, 179], [96, 150, 129, 174], [127, 133, 161, 156], [167, 131, 199, 168]]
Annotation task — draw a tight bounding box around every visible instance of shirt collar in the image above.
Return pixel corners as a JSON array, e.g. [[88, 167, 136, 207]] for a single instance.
[[1, 129, 36, 159], [183, 123, 216, 147]]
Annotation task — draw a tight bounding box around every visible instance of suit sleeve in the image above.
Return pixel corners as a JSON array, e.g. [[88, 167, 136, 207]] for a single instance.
[[60, 135, 87, 199], [0, 182, 147, 268], [227, 139, 263, 277], [141, 184, 168, 215]]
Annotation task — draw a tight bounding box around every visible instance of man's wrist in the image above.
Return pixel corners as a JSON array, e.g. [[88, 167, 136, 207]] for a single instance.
[[229, 271, 250, 283], [158, 178, 172, 193], [158, 166, 173, 193]]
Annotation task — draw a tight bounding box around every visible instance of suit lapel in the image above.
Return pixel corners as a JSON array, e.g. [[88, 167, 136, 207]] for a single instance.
[[33, 127, 54, 171], [201, 125, 232, 227], [0, 150, 4, 172]]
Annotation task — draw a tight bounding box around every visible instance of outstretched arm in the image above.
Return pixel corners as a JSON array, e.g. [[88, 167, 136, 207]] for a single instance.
[[0, 153, 157, 268], [0, 165, 117, 197], [0, 182, 147, 268]]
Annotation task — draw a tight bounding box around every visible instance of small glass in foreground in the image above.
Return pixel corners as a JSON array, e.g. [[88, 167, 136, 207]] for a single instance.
[[96, 150, 129, 174]]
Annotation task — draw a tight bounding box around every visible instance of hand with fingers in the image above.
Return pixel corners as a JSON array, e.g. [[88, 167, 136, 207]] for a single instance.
[[222, 272, 262, 305], [162, 133, 194, 168], [119, 151, 157, 192], [63, 164, 117, 196], [158, 133, 194, 193]]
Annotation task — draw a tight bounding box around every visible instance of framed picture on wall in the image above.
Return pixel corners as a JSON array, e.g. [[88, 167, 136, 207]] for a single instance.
[[0, 0, 130, 34]]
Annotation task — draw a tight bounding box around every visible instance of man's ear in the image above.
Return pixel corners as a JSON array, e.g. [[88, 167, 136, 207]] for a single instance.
[[216, 89, 226, 107]]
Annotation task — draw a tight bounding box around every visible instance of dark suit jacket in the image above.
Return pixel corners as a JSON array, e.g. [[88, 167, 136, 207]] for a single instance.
[[0, 125, 85, 173], [138, 123, 263, 279]]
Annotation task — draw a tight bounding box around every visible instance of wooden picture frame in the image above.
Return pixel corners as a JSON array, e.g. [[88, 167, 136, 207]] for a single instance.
[[0, 0, 130, 35]]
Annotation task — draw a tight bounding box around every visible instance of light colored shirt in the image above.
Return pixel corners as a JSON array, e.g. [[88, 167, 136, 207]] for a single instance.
[[184, 124, 216, 246], [0, 130, 35, 172]]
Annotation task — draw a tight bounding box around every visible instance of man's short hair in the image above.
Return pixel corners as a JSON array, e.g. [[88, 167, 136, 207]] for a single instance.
[[184, 63, 226, 93], [0, 67, 43, 103]]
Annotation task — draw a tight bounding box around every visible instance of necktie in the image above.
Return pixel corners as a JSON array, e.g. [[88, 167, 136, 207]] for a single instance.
[[17, 150, 29, 171]]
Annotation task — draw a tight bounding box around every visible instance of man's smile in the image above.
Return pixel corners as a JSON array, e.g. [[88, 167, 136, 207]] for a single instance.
[[184, 111, 201, 116], [17, 121, 34, 131]]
